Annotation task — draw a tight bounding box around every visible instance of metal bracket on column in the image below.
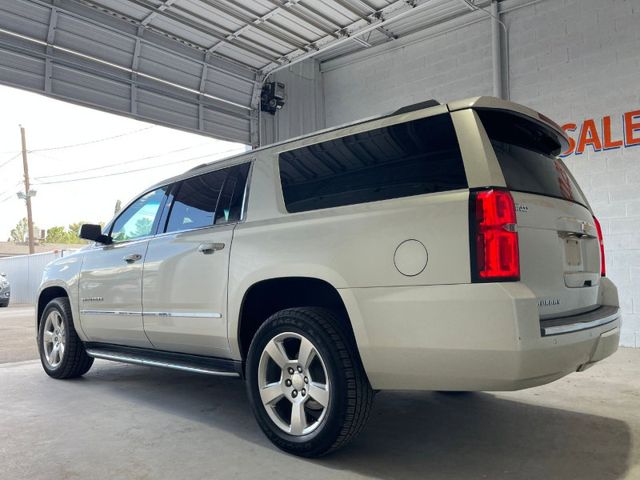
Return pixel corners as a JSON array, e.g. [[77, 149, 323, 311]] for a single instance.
[[44, 7, 59, 93], [198, 53, 210, 132], [130, 26, 143, 114], [250, 72, 266, 148]]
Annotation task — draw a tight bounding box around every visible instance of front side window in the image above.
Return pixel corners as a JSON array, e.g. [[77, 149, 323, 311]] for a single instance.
[[110, 187, 166, 242], [278, 113, 467, 213]]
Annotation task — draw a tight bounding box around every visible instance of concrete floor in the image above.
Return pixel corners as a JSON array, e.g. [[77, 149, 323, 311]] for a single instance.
[[0, 304, 38, 363], [1, 306, 639, 479]]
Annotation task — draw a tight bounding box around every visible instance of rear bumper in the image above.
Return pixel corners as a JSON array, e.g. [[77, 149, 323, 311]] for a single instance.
[[339, 278, 620, 391]]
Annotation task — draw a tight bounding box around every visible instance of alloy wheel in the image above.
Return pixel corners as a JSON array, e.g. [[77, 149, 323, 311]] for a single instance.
[[42, 310, 65, 368], [257, 332, 330, 436]]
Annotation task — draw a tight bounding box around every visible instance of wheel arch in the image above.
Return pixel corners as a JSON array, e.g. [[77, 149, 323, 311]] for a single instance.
[[236, 276, 359, 361], [37, 285, 69, 329]]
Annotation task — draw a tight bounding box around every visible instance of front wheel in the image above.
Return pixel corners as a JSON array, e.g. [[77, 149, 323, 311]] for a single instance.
[[246, 307, 373, 457], [38, 297, 94, 379]]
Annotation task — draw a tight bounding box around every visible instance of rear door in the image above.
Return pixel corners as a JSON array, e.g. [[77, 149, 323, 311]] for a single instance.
[[477, 109, 602, 319], [142, 163, 250, 356]]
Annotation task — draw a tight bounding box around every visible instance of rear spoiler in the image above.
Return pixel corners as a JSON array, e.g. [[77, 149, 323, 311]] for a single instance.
[[447, 96, 570, 154]]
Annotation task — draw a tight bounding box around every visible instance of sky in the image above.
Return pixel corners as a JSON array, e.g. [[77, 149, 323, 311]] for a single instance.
[[0, 85, 246, 241]]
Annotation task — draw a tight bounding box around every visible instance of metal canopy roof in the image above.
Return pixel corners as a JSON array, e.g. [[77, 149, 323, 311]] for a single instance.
[[0, 0, 479, 145]]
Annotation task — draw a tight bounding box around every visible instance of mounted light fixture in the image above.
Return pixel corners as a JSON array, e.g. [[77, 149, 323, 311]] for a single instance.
[[261, 82, 286, 115]]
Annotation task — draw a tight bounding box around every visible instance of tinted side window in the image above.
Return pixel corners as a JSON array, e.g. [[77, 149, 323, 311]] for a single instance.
[[165, 170, 226, 233], [215, 163, 251, 224], [278, 113, 467, 213], [110, 187, 167, 242]]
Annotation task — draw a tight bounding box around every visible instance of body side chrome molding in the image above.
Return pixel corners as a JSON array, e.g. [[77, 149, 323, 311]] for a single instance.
[[86, 349, 240, 377], [81, 310, 222, 319], [143, 311, 223, 319], [80, 310, 139, 316]]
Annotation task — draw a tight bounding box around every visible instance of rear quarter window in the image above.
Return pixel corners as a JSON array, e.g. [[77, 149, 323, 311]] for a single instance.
[[278, 113, 467, 213]]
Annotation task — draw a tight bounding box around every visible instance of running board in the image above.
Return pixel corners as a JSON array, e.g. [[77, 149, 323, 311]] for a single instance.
[[85, 343, 242, 378]]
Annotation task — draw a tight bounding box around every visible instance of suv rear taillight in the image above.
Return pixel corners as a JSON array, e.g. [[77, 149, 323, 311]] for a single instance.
[[470, 189, 520, 282], [593, 216, 606, 277]]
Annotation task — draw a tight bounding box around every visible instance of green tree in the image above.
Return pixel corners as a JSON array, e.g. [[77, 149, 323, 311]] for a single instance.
[[44, 222, 92, 244], [45, 226, 70, 243], [10, 218, 28, 243], [67, 222, 85, 243], [132, 217, 153, 238]]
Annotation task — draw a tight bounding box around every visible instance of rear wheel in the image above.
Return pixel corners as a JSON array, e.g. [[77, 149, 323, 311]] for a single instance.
[[38, 297, 93, 379], [246, 307, 373, 457]]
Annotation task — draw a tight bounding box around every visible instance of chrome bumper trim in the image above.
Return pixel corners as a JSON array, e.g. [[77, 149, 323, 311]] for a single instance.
[[541, 307, 620, 336]]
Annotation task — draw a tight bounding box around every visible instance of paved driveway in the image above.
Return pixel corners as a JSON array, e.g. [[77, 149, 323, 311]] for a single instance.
[[0, 304, 37, 363], [1, 305, 639, 479]]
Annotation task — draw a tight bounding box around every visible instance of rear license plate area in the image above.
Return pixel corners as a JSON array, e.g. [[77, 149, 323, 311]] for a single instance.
[[564, 238, 582, 267]]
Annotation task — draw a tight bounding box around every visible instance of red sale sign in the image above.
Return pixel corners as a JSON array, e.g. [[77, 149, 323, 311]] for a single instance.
[[560, 109, 640, 156]]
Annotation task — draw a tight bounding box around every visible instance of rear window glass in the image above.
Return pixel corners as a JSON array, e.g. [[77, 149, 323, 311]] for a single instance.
[[478, 109, 588, 207], [278, 113, 467, 213]]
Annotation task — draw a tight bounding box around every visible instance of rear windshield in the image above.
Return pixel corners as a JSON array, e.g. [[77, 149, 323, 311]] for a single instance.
[[478, 109, 588, 207], [278, 113, 467, 213]]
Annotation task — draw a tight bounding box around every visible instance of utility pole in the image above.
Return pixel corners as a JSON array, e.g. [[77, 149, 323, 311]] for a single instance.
[[19, 126, 35, 254]]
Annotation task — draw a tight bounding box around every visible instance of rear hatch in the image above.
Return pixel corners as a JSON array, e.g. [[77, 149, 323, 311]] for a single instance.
[[477, 109, 602, 319]]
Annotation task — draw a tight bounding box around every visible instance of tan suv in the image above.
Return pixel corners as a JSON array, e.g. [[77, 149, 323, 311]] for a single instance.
[[36, 97, 620, 457]]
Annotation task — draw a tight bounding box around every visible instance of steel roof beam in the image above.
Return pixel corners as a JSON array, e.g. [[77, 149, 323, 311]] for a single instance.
[[216, 0, 315, 44], [197, 0, 309, 51], [140, 0, 177, 26], [72, 0, 259, 75], [331, 0, 399, 40], [0, 30, 251, 117], [262, 0, 436, 75], [263, 0, 340, 39], [125, 0, 282, 62]]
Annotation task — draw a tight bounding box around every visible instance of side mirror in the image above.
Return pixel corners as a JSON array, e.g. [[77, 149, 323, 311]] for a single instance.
[[79, 224, 112, 244]]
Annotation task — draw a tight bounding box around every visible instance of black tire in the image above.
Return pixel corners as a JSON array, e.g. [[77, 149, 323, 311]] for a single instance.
[[38, 297, 94, 379], [246, 307, 373, 457]]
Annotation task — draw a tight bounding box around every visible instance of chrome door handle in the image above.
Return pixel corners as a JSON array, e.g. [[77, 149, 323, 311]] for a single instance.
[[198, 242, 225, 254], [123, 253, 143, 263]]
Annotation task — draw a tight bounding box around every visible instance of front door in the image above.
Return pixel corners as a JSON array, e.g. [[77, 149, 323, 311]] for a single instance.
[[142, 162, 250, 356], [79, 187, 167, 347]]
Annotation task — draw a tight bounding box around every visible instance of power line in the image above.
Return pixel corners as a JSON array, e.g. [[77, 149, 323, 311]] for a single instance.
[[0, 193, 15, 204], [0, 152, 22, 170], [0, 181, 24, 204], [29, 126, 154, 152], [31, 147, 244, 185], [31, 142, 212, 180]]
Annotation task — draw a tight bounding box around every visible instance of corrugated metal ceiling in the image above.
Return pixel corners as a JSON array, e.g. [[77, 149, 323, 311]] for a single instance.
[[0, 0, 480, 145]]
